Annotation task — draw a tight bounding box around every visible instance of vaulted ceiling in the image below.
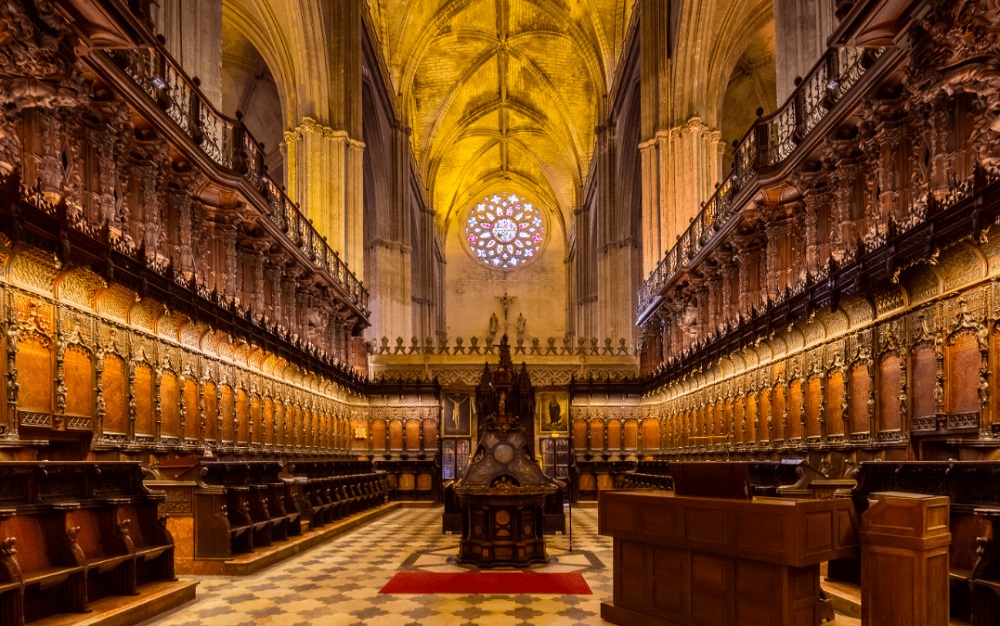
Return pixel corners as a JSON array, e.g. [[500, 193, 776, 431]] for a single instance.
[[368, 0, 635, 237]]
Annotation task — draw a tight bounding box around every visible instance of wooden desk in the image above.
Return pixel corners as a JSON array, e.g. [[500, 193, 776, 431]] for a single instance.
[[599, 490, 859, 626]]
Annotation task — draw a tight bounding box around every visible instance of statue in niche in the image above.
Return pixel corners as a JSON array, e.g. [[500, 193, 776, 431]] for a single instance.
[[498, 391, 507, 416], [488, 312, 499, 342], [516, 313, 526, 343]]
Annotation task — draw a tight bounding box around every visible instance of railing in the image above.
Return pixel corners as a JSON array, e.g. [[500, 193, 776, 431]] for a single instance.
[[636, 46, 875, 321], [105, 46, 369, 315]]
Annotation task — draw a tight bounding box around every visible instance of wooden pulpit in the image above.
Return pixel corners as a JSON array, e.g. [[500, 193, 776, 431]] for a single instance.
[[599, 490, 859, 626]]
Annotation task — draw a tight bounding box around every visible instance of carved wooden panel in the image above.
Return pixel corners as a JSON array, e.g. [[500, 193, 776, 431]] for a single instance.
[[747, 395, 759, 443], [806, 378, 822, 438], [134, 363, 153, 436], [879, 354, 901, 432], [849, 365, 871, 435], [947, 331, 980, 414], [17, 337, 52, 414], [63, 346, 92, 418], [642, 419, 659, 450], [263, 397, 274, 445], [759, 393, 771, 441], [371, 419, 386, 452], [275, 403, 285, 446], [733, 396, 750, 443], [787, 381, 802, 439], [219, 384, 234, 442], [405, 419, 420, 450], [103, 354, 127, 434], [250, 394, 261, 444], [424, 418, 438, 450], [772, 388, 785, 441], [236, 389, 248, 444], [826, 372, 845, 436], [203, 381, 217, 440], [389, 419, 403, 450], [572, 419, 586, 448], [160, 371, 180, 438], [624, 420, 638, 448], [590, 420, 605, 447], [607, 420, 622, 449], [911, 345, 936, 419], [183, 378, 199, 439]]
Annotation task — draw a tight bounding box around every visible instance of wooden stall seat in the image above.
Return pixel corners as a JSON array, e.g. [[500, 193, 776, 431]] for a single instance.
[[0, 462, 175, 625], [65, 507, 137, 599]]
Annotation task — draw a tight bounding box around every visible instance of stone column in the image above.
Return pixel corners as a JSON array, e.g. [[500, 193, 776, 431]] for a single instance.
[[152, 0, 224, 109], [773, 0, 836, 103], [283, 0, 365, 278], [639, 0, 725, 276], [367, 123, 414, 342]]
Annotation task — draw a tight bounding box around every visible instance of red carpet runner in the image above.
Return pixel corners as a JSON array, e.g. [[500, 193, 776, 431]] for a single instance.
[[379, 571, 592, 595]]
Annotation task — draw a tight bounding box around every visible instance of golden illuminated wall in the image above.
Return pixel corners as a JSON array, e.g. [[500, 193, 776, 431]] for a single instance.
[[0, 235, 366, 459]]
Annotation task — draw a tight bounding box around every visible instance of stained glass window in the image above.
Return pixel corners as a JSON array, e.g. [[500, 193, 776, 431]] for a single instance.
[[464, 192, 546, 269]]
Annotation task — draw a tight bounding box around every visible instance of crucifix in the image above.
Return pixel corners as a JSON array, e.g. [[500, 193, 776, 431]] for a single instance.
[[496, 292, 517, 331]]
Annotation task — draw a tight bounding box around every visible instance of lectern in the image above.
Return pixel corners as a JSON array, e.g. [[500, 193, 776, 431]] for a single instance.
[[599, 489, 859, 626]]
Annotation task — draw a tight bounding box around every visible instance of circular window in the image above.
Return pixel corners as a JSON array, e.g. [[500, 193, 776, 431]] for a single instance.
[[464, 192, 546, 269]]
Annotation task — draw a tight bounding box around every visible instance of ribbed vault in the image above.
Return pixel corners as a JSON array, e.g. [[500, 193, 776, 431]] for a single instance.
[[369, 0, 635, 239]]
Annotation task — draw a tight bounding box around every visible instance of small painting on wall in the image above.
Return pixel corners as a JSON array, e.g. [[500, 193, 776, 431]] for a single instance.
[[538, 392, 569, 433], [443, 393, 472, 437]]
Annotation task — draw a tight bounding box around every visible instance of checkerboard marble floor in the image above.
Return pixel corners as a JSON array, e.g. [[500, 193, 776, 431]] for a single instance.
[[141, 506, 617, 626], [141, 506, 862, 626]]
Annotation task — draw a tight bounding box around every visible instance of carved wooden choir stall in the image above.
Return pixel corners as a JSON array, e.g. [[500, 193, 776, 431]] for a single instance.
[[149, 456, 389, 572], [0, 462, 184, 625]]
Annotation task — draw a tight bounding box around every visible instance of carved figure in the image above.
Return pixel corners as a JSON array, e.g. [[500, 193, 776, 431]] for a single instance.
[[516, 313, 526, 342]]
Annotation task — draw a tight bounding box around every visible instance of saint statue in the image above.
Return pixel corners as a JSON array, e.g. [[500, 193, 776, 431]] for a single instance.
[[488, 312, 499, 340], [516, 313, 526, 342], [498, 391, 507, 416]]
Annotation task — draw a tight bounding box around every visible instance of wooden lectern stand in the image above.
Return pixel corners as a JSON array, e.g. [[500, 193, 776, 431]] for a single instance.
[[599, 490, 859, 626]]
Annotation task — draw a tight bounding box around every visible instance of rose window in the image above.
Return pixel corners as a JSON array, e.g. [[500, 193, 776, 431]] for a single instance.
[[464, 193, 546, 269]]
